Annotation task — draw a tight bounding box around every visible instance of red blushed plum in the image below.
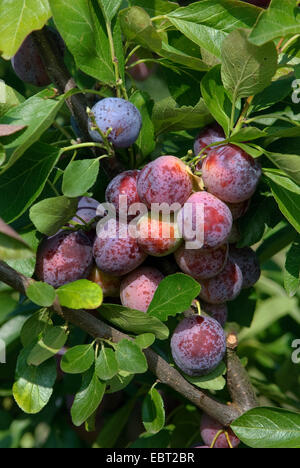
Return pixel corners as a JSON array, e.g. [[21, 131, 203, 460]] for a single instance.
[[194, 124, 225, 168], [170, 315, 226, 376], [88, 266, 121, 298], [202, 145, 262, 203], [227, 199, 251, 221], [175, 244, 228, 280], [35, 231, 93, 288], [200, 414, 240, 449], [201, 302, 228, 328], [137, 213, 182, 257], [137, 156, 193, 208], [93, 220, 147, 276], [229, 246, 261, 289], [178, 192, 233, 249], [199, 259, 243, 304], [120, 266, 164, 312], [105, 170, 140, 214]]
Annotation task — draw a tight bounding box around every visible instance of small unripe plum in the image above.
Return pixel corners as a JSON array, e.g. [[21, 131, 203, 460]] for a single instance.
[[175, 244, 228, 280], [170, 315, 226, 376], [88, 98, 142, 148], [35, 231, 93, 288], [137, 213, 182, 257], [93, 220, 147, 276], [178, 191, 233, 249], [120, 266, 164, 312], [229, 246, 261, 289], [194, 124, 225, 168], [12, 29, 64, 87], [137, 156, 193, 208], [202, 145, 261, 203], [227, 199, 251, 221], [200, 414, 240, 449], [200, 302, 228, 328], [105, 170, 140, 215], [88, 266, 121, 298], [199, 259, 243, 304]]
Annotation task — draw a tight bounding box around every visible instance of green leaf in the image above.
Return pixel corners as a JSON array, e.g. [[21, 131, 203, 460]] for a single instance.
[[61, 344, 95, 374], [0, 219, 33, 261], [0, 142, 61, 223], [0, 83, 25, 119], [13, 346, 57, 414], [230, 127, 267, 143], [120, 7, 162, 52], [265, 171, 300, 234], [130, 91, 155, 159], [105, 370, 134, 394], [29, 196, 78, 236], [148, 273, 200, 321], [284, 237, 300, 297], [99, 0, 123, 22], [152, 97, 212, 135], [27, 326, 68, 366], [99, 304, 169, 340], [201, 65, 235, 137], [93, 397, 137, 448], [128, 0, 178, 17], [6, 229, 39, 277], [228, 288, 257, 328], [0, 0, 52, 59], [166, 0, 260, 58], [56, 280, 103, 310], [135, 333, 155, 349], [20, 309, 52, 347], [160, 41, 209, 72], [26, 282, 56, 308], [115, 339, 148, 374], [71, 368, 106, 427], [265, 151, 300, 186], [50, 0, 115, 84], [142, 387, 165, 434], [231, 407, 300, 448], [249, 0, 300, 46], [185, 362, 226, 391], [221, 29, 278, 101], [95, 347, 118, 381], [62, 159, 100, 198], [0, 90, 64, 171]]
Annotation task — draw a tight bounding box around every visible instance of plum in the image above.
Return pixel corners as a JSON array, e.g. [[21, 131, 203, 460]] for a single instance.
[[93, 219, 147, 276], [120, 266, 164, 312], [88, 266, 121, 298], [194, 124, 225, 169], [200, 414, 240, 449], [105, 170, 140, 215], [202, 145, 262, 203], [137, 156, 193, 208], [178, 191, 233, 249], [199, 259, 243, 304], [35, 231, 93, 288], [201, 302, 228, 328], [175, 244, 228, 280], [170, 315, 226, 376], [229, 246, 261, 289], [128, 53, 155, 81], [11, 28, 64, 87], [88, 98, 142, 148], [137, 212, 182, 257]]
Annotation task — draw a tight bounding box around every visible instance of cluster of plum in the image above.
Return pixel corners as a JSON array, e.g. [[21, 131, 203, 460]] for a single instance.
[[35, 111, 262, 387]]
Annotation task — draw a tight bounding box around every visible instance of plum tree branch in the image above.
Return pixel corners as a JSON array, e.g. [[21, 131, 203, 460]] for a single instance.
[[0, 260, 242, 427]]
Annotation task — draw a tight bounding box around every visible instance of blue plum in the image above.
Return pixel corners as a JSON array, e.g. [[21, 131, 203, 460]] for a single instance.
[[88, 98, 142, 148]]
